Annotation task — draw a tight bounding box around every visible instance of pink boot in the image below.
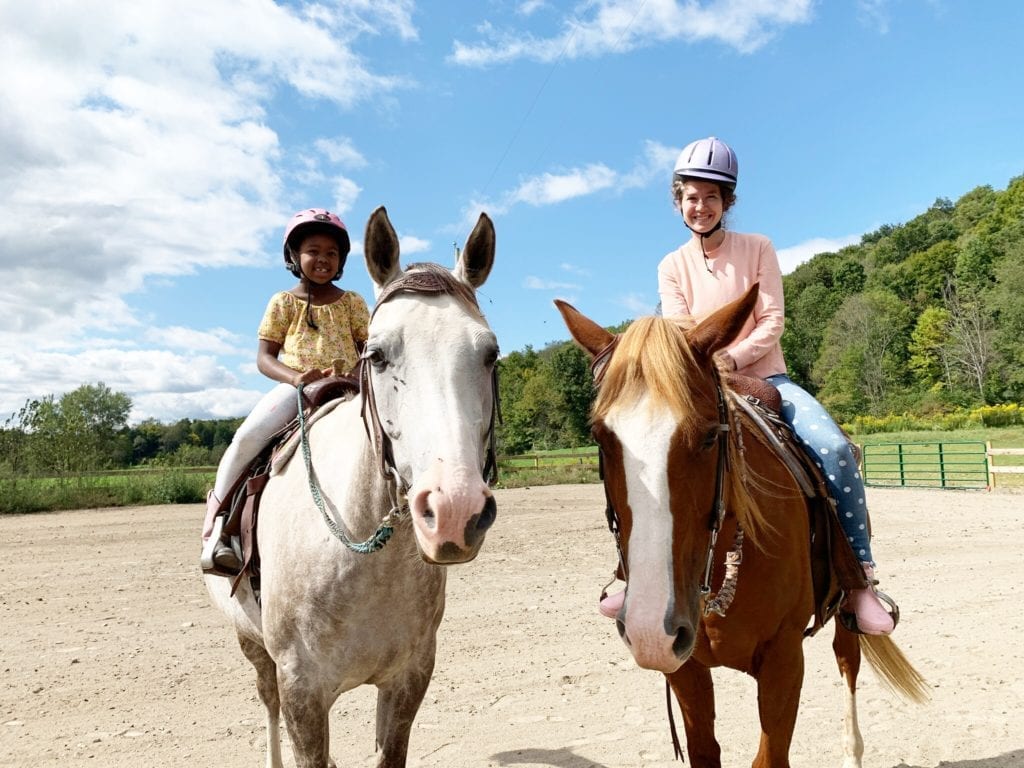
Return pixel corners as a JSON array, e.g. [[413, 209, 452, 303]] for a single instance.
[[599, 589, 625, 619], [845, 563, 896, 635]]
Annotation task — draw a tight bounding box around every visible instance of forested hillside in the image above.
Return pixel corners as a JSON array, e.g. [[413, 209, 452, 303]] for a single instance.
[[497, 174, 1024, 448]]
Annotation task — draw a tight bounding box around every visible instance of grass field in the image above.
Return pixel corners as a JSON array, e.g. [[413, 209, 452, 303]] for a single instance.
[[2, 425, 1021, 513]]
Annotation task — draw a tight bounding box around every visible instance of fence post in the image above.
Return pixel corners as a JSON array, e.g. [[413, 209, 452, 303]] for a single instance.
[[938, 443, 946, 488], [987, 440, 994, 490], [898, 443, 905, 487]]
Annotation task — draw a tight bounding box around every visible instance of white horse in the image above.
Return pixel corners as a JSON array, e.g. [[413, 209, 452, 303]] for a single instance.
[[205, 206, 499, 768]]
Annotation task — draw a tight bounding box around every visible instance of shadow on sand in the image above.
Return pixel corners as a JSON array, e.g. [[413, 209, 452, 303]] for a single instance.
[[892, 750, 1024, 768], [490, 746, 1024, 768], [492, 747, 610, 768]]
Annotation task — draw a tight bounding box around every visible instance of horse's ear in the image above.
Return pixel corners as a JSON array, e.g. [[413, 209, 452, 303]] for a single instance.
[[554, 299, 615, 359], [364, 206, 402, 291], [454, 212, 495, 289], [688, 282, 760, 359]]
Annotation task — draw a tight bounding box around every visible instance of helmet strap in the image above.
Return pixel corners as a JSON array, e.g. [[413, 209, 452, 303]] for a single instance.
[[679, 209, 722, 275], [305, 282, 319, 331]]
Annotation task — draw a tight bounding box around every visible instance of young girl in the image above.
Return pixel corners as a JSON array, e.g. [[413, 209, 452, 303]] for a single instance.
[[200, 208, 370, 571], [603, 137, 897, 635]]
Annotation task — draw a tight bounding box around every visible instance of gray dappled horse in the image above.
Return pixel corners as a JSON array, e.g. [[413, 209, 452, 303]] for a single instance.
[[205, 207, 499, 768]]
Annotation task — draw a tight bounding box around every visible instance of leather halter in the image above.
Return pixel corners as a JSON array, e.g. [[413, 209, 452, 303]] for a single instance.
[[359, 266, 501, 499], [591, 336, 732, 614]]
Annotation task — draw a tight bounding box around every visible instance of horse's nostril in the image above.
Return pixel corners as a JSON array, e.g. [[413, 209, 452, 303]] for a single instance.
[[477, 496, 497, 531], [672, 624, 695, 658], [617, 620, 627, 641]]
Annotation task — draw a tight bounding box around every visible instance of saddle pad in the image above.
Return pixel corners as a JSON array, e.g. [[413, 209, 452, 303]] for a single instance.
[[271, 397, 347, 476]]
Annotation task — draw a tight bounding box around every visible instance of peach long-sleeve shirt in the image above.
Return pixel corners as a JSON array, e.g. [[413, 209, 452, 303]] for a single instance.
[[657, 231, 787, 379]]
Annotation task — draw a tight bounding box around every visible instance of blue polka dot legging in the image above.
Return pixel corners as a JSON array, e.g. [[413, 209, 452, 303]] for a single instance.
[[765, 374, 873, 564]]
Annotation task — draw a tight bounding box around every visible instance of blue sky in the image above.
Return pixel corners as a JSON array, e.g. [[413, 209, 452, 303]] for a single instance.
[[2, 1, 1022, 423]]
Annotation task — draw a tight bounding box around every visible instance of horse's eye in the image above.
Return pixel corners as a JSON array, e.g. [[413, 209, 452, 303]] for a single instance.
[[364, 347, 388, 371], [701, 427, 720, 450], [483, 346, 499, 368]]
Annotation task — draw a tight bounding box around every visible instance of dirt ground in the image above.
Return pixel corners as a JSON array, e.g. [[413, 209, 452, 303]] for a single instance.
[[1, 484, 1022, 768]]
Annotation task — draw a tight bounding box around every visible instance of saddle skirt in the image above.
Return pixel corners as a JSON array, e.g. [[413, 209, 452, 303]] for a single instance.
[[204, 375, 361, 596], [725, 373, 868, 636]]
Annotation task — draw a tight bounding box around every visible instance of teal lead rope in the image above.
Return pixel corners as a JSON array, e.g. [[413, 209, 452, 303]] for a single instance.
[[297, 384, 400, 554]]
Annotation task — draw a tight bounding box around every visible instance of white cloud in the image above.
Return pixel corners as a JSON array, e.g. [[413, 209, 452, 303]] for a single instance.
[[314, 137, 368, 168], [776, 235, 860, 274], [0, 1, 414, 422], [143, 326, 246, 355], [469, 140, 677, 221], [512, 164, 618, 205], [0, 347, 240, 420], [450, 0, 814, 66], [561, 262, 592, 277], [617, 292, 656, 317], [399, 235, 431, 255], [857, 0, 891, 33], [524, 276, 582, 291], [132, 388, 264, 422]]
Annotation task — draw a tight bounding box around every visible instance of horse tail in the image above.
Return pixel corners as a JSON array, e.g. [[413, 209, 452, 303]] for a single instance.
[[859, 634, 930, 704]]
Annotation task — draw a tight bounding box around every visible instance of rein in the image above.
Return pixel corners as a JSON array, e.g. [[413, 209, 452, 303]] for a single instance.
[[297, 264, 500, 555], [593, 340, 741, 617]]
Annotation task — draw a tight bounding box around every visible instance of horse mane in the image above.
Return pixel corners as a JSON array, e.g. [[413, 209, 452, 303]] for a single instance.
[[592, 315, 770, 546], [592, 316, 700, 430]]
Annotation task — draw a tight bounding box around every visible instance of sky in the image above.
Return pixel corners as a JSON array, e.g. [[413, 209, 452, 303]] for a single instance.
[[2, 0, 1023, 425]]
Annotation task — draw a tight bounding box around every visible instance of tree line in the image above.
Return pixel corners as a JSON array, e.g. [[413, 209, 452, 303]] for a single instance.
[[0, 383, 242, 475], [2, 173, 1022, 475]]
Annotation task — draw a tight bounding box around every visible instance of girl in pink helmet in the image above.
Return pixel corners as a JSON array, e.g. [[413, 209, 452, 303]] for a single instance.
[[200, 209, 370, 572], [601, 137, 898, 635]]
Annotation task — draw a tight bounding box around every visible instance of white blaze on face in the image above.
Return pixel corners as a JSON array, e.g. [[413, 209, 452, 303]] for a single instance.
[[605, 394, 681, 664]]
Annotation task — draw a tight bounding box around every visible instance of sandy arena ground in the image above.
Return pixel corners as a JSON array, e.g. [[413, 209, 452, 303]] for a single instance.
[[1, 484, 1022, 768]]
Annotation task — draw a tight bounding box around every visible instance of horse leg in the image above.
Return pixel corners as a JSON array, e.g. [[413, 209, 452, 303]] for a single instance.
[[374, 655, 436, 768], [276, 668, 331, 768], [832, 623, 864, 768], [237, 635, 285, 768], [751, 631, 805, 768], [666, 661, 721, 767]]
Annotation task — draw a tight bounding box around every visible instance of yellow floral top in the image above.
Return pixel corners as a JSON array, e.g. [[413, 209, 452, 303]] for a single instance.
[[257, 291, 370, 375]]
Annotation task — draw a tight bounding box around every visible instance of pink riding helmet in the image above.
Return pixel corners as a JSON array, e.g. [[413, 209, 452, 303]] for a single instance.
[[673, 136, 738, 189], [282, 208, 351, 280]]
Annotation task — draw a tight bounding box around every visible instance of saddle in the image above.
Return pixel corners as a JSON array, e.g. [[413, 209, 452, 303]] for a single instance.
[[725, 373, 869, 637], [202, 375, 361, 598]]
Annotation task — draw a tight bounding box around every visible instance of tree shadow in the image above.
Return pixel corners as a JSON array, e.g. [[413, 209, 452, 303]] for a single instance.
[[491, 747, 610, 768], [892, 750, 1024, 768]]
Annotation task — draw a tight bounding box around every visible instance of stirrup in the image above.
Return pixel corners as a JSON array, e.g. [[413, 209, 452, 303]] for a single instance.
[[200, 515, 242, 575], [838, 588, 900, 635]]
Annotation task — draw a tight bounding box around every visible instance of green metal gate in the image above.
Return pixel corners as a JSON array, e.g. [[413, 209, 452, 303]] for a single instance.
[[860, 441, 989, 489]]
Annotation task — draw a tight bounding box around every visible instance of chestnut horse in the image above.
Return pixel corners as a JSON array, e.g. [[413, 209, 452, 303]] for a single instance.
[[556, 284, 926, 768], [206, 207, 499, 768]]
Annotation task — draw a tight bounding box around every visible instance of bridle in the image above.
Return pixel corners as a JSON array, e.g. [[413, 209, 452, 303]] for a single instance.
[[591, 333, 738, 762], [296, 264, 499, 556], [590, 335, 734, 615], [359, 265, 501, 500]]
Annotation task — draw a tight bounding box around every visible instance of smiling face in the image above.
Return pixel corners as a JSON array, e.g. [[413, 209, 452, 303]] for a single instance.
[[679, 179, 725, 235], [295, 233, 342, 284]]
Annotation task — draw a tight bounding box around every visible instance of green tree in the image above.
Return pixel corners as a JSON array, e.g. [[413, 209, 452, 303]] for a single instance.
[[18, 383, 132, 473], [907, 306, 953, 391]]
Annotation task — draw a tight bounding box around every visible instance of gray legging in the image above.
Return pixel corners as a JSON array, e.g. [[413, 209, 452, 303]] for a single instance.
[[213, 383, 298, 501], [766, 373, 874, 564]]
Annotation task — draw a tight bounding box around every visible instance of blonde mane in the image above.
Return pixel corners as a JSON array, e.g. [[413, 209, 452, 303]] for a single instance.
[[591, 315, 769, 545], [592, 316, 700, 431]]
